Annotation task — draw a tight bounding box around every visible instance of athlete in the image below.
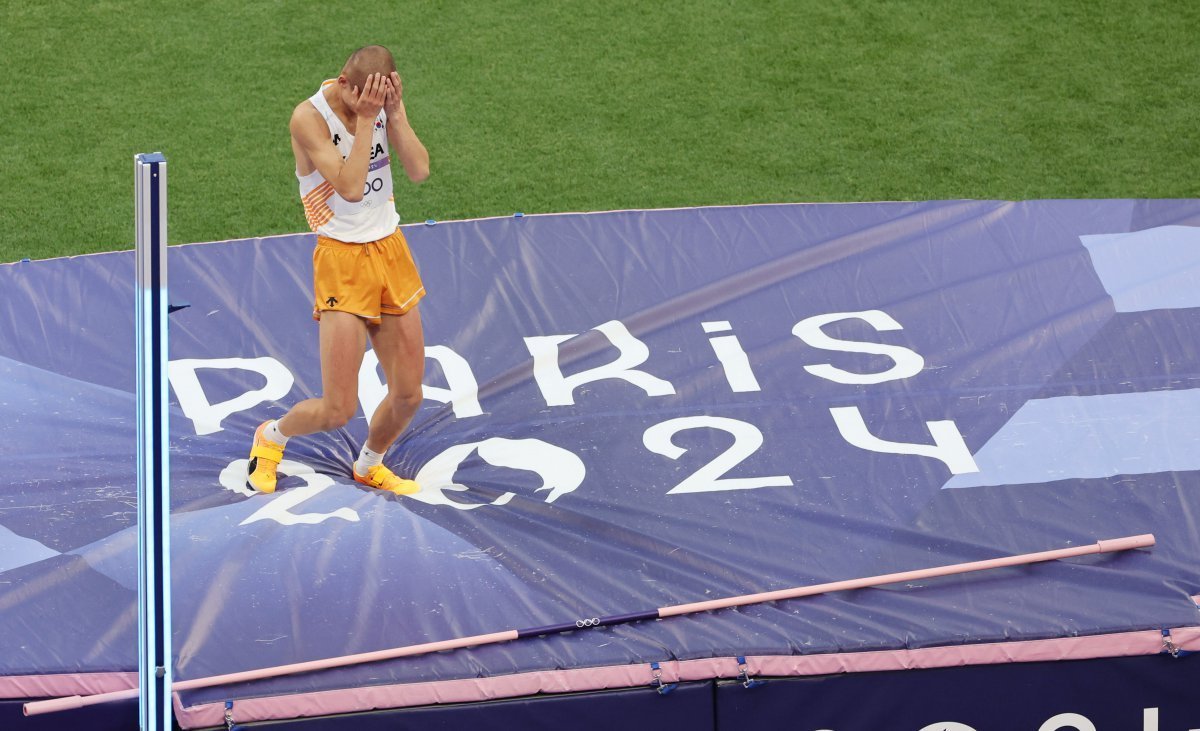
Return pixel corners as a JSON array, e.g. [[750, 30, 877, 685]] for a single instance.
[[247, 45, 430, 496]]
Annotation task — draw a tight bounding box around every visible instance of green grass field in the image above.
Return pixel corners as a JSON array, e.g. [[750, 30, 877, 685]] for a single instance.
[[0, 0, 1196, 262]]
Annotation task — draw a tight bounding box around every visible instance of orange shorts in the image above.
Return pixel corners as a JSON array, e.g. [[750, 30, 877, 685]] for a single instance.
[[312, 229, 425, 323]]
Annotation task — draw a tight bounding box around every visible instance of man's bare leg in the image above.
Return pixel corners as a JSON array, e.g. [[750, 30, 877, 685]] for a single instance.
[[278, 311, 369, 436], [363, 305, 425, 453], [248, 311, 368, 493]]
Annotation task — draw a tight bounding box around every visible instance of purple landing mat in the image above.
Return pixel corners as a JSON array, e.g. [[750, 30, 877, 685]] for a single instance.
[[1, 201, 1199, 724]]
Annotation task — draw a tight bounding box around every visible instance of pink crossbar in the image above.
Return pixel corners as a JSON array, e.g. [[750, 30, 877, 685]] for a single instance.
[[173, 626, 1200, 729]]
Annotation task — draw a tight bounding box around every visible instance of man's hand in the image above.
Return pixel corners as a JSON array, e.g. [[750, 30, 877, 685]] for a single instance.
[[384, 71, 405, 116], [349, 72, 390, 124], [381, 69, 429, 183]]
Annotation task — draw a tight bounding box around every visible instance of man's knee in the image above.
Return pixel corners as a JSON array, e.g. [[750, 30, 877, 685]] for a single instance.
[[319, 398, 357, 430], [388, 386, 423, 415]]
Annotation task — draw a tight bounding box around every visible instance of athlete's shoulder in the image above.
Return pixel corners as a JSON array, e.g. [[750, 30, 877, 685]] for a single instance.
[[291, 97, 322, 123], [290, 98, 325, 139]]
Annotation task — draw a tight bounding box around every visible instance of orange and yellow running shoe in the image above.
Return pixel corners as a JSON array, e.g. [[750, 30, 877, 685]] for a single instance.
[[247, 420, 286, 494], [354, 463, 419, 495]]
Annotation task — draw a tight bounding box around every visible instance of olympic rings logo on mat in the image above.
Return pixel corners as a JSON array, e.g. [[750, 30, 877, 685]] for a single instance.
[[575, 617, 601, 628]]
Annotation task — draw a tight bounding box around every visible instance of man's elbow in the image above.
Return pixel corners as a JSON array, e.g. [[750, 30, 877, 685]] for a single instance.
[[338, 186, 364, 203], [407, 165, 430, 184]]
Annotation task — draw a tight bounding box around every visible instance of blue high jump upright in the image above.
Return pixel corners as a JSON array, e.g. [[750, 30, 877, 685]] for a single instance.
[[134, 152, 173, 731]]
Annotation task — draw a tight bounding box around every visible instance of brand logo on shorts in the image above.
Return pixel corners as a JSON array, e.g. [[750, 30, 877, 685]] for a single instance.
[[325, 297, 338, 307]]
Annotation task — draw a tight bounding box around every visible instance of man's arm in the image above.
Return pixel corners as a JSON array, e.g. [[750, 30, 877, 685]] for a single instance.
[[384, 71, 431, 183], [290, 74, 390, 202]]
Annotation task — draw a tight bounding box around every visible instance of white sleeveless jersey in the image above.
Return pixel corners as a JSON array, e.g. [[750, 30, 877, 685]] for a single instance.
[[297, 81, 399, 243]]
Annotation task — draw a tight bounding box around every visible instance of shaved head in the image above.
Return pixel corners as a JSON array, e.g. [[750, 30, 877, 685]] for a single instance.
[[341, 45, 396, 90]]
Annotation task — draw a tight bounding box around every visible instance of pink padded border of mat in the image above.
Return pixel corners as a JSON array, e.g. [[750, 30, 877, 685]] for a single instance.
[[0, 672, 137, 700], [174, 626, 1200, 729]]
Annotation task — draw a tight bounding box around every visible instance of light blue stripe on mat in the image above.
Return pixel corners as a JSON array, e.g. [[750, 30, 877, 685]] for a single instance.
[[0, 523, 60, 573], [945, 389, 1200, 489], [1080, 225, 1200, 312]]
